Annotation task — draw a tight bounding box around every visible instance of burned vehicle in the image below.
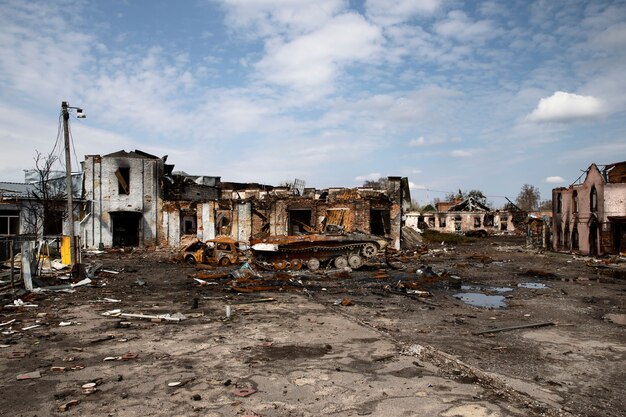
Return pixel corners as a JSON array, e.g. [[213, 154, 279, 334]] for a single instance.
[[182, 237, 246, 266], [250, 231, 388, 270]]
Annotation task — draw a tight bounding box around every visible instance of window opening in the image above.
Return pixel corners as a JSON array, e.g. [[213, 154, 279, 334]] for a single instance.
[[116, 167, 130, 195], [0, 210, 19, 235], [590, 186, 597, 213]]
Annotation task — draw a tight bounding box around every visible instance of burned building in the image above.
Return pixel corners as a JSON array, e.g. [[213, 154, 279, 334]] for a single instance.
[[82, 150, 164, 248], [80, 150, 411, 250], [552, 161, 626, 256], [214, 177, 411, 250], [406, 196, 517, 235]]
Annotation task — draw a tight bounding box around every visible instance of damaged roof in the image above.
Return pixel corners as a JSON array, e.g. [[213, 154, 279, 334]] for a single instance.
[[103, 149, 161, 159], [447, 197, 491, 212], [0, 182, 34, 199]]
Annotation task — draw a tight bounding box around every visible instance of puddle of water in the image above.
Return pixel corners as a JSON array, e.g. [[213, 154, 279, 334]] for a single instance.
[[461, 285, 512, 293], [517, 282, 548, 289], [453, 293, 507, 308]]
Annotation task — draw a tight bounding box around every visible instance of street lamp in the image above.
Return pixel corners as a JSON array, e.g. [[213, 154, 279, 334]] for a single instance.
[[61, 101, 85, 273]]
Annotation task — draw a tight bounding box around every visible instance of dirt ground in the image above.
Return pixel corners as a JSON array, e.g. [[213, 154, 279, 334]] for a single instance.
[[0, 235, 624, 417]]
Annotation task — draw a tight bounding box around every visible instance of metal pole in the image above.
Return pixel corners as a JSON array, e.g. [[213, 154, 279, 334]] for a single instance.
[[62, 101, 76, 269], [10, 241, 15, 296]]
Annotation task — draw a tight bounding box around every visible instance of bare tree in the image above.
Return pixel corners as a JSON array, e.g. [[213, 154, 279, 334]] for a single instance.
[[515, 184, 541, 211], [23, 151, 67, 236]]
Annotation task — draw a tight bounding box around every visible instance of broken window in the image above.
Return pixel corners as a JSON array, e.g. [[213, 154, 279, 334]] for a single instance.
[[289, 209, 312, 235], [181, 213, 197, 235], [116, 167, 130, 195], [572, 191, 578, 213], [556, 193, 562, 214], [454, 215, 462, 232], [500, 215, 508, 231], [590, 186, 597, 213], [43, 208, 64, 235], [428, 217, 435, 228], [439, 215, 446, 228], [484, 213, 494, 227], [474, 217, 481, 228], [0, 210, 19, 235]]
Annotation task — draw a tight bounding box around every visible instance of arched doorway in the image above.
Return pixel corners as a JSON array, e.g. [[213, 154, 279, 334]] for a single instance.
[[589, 216, 598, 256]]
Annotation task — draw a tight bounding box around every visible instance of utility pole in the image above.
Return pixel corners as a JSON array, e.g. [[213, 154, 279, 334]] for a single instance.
[[62, 101, 77, 270]]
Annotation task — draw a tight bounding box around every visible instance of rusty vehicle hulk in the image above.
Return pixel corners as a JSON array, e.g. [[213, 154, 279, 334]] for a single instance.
[[182, 236, 246, 266], [249, 231, 388, 270]]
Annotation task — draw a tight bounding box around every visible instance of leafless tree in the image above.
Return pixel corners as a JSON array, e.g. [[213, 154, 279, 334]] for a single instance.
[[23, 151, 67, 236]]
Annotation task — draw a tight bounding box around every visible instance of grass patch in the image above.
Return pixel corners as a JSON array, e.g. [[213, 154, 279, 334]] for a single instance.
[[422, 229, 475, 244]]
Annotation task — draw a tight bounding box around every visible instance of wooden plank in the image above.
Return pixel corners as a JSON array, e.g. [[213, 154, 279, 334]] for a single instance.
[[473, 321, 555, 336]]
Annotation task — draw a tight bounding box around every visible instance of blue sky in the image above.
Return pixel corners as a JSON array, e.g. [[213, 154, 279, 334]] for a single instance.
[[1, 0, 625, 207]]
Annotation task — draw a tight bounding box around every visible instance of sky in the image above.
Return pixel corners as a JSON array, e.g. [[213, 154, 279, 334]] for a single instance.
[[1, 0, 625, 208]]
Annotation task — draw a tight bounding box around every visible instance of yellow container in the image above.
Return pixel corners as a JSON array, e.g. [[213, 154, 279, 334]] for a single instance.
[[61, 235, 71, 265]]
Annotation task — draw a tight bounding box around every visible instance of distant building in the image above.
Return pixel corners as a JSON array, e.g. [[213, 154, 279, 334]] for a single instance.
[[406, 196, 518, 235], [552, 161, 626, 256]]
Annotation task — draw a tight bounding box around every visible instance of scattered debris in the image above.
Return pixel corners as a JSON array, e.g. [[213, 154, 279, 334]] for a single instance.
[[58, 400, 80, 412], [233, 388, 257, 397], [102, 310, 186, 322], [16, 370, 41, 380], [5, 299, 38, 308], [603, 313, 626, 326], [473, 321, 556, 336]]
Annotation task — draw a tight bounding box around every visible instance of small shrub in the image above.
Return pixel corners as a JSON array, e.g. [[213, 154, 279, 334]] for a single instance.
[[422, 229, 474, 244]]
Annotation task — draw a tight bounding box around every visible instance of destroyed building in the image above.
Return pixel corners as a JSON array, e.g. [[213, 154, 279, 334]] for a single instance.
[[552, 161, 626, 256], [82, 150, 165, 248], [80, 150, 411, 250], [405, 196, 517, 234], [0, 172, 83, 260]]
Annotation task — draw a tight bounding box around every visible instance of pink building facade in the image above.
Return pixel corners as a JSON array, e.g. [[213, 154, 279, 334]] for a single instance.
[[552, 162, 626, 256]]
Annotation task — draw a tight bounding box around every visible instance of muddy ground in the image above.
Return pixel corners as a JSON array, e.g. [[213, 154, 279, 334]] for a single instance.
[[0, 235, 624, 417]]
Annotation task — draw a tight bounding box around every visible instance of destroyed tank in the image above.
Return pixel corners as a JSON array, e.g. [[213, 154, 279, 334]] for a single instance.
[[250, 231, 388, 271]]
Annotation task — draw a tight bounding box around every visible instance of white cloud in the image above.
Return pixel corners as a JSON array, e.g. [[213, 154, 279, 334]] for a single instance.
[[220, 0, 345, 38], [409, 135, 462, 147], [255, 13, 383, 96], [365, 0, 443, 27], [409, 181, 425, 190], [544, 176, 565, 184], [355, 172, 383, 182], [526, 91, 607, 123], [450, 149, 474, 157], [434, 10, 500, 42], [409, 136, 425, 147]]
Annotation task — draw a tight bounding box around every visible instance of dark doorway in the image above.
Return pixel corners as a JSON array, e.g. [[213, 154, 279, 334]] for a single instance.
[[589, 218, 598, 256], [110, 212, 141, 247], [370, 208, 390, 236], [612, 221, 626, 255], [289, 209, 312, 235]]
